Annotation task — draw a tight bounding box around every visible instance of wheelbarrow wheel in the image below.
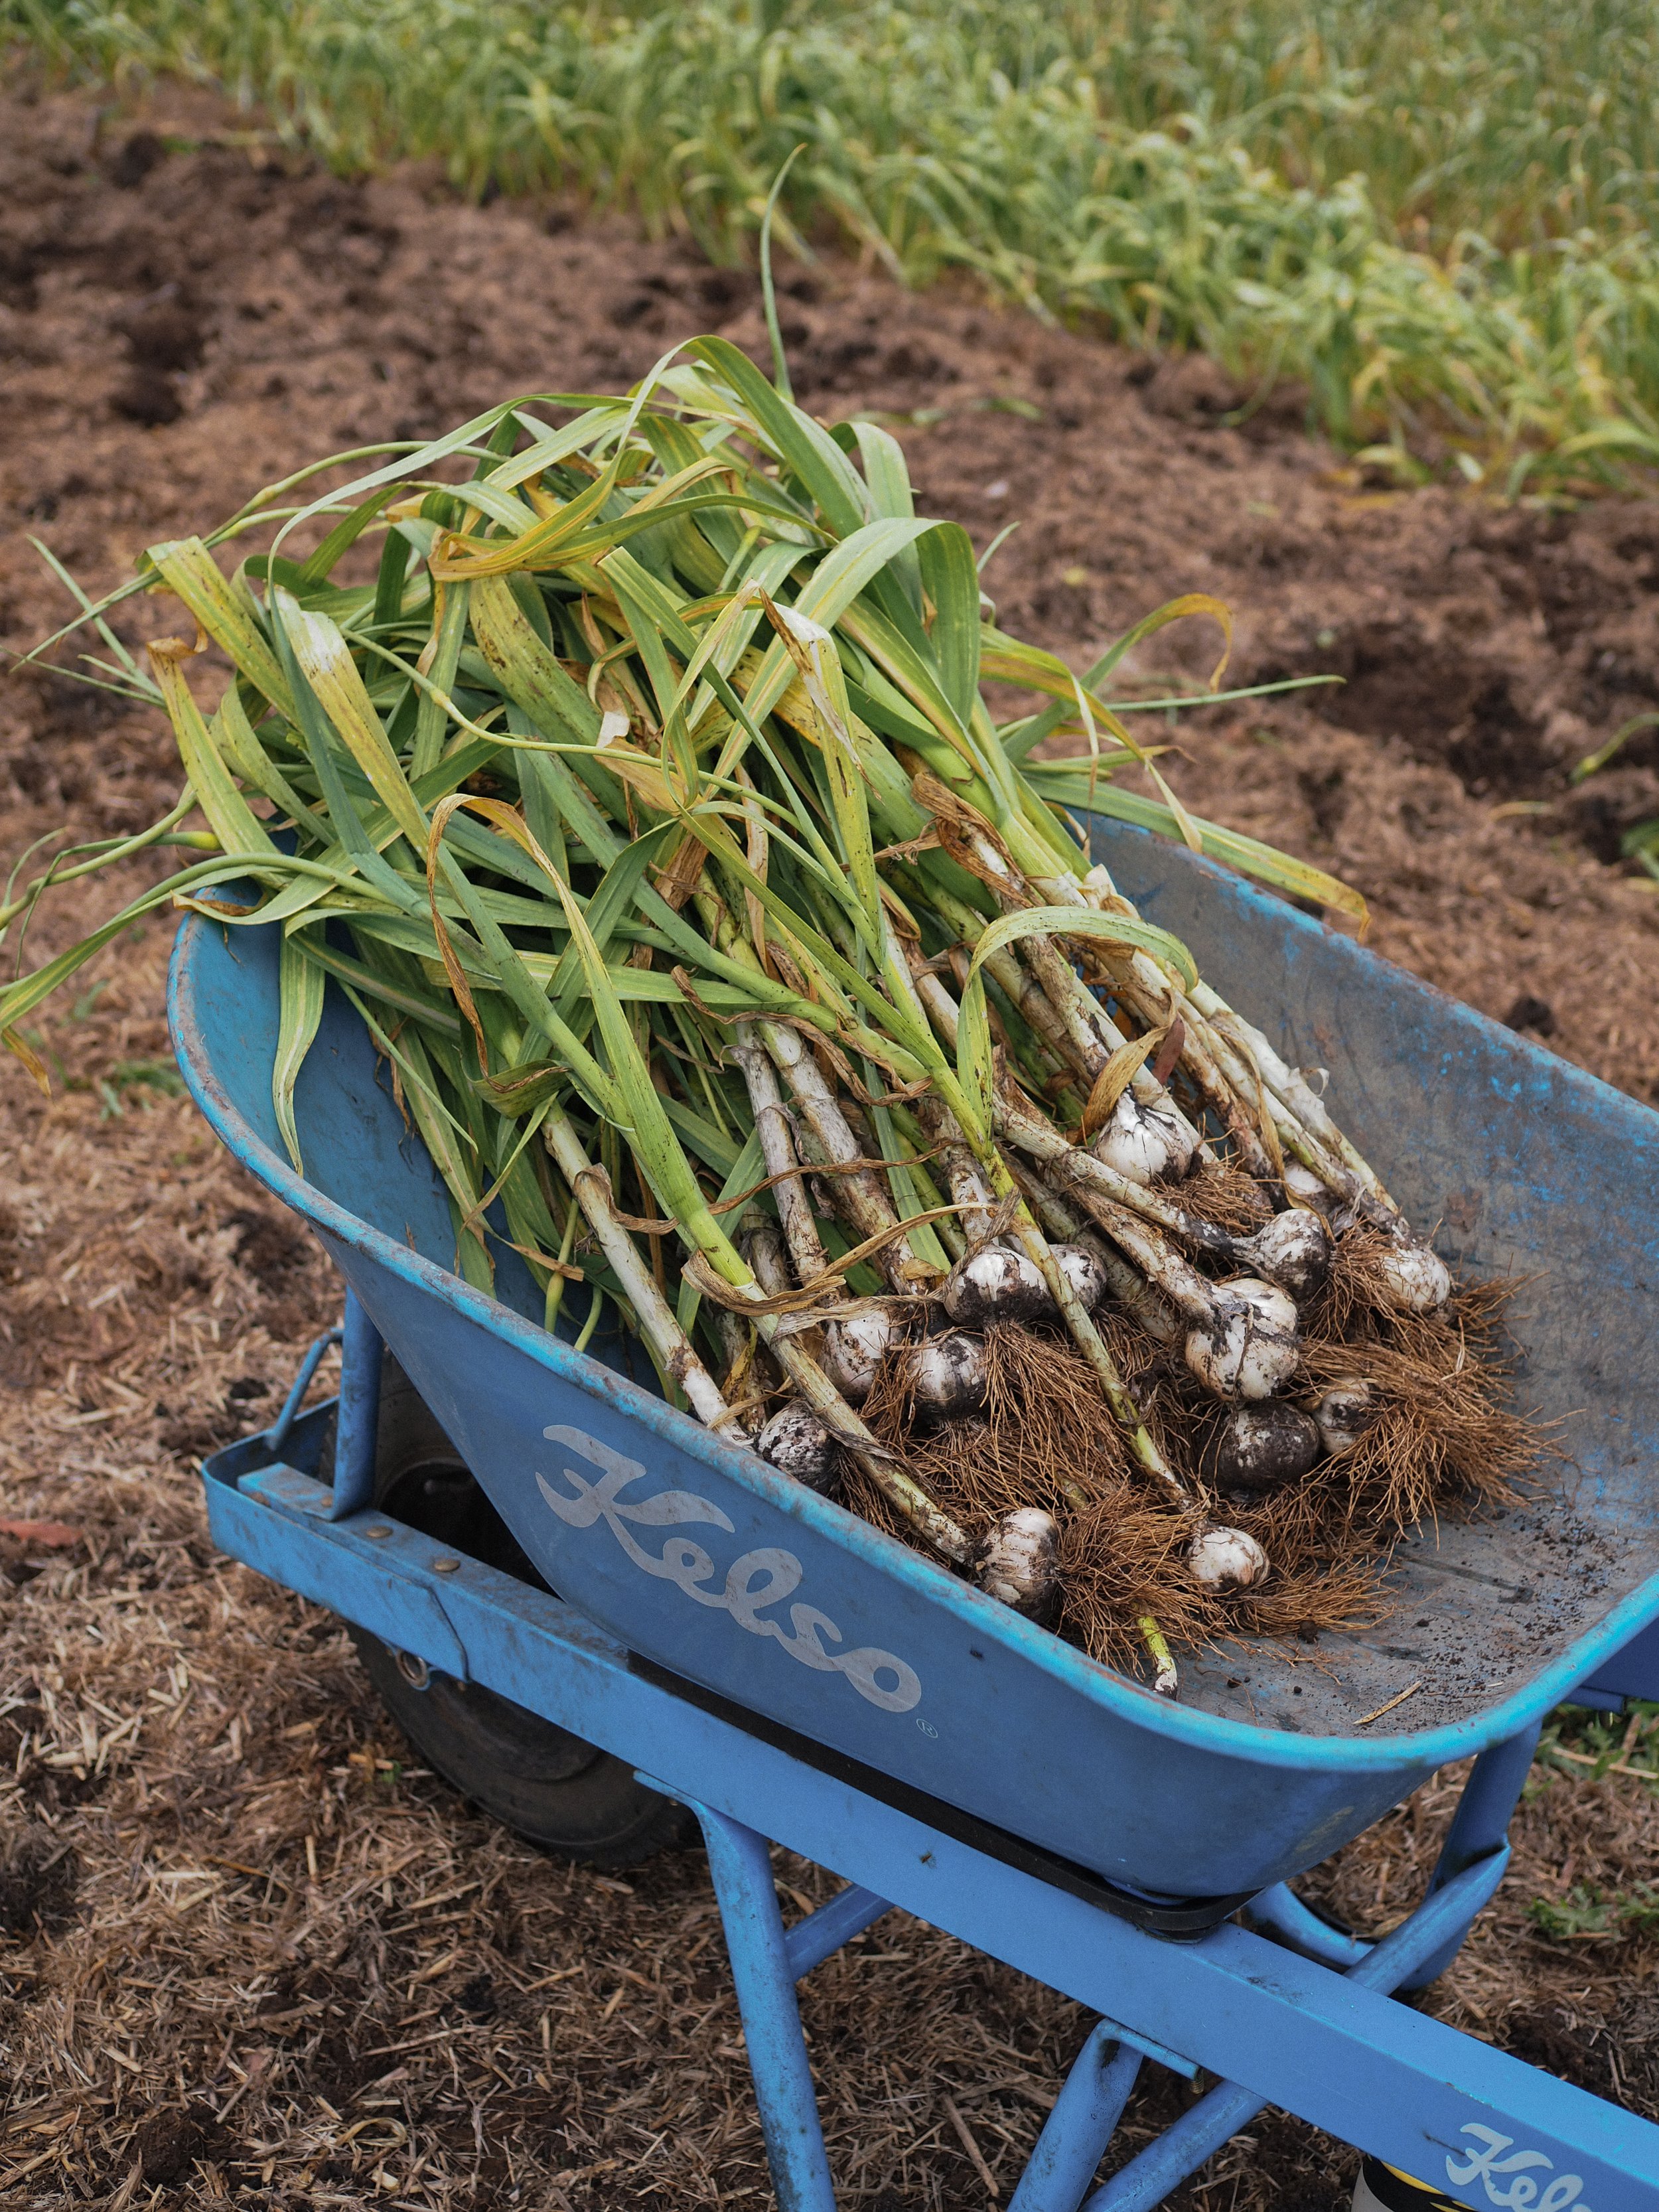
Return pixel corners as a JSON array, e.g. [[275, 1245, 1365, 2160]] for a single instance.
[[348, 1383, 693, 1869]]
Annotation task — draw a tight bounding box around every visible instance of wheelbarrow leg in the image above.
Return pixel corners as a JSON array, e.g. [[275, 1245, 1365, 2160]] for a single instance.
[[1007, 2024, 1142, 2212], [1084, 2075, 1268, 2212], [328, 1289, 383, 1522], [1395, 1720, 1541, 1992], [695, 1804, 839, 2212]]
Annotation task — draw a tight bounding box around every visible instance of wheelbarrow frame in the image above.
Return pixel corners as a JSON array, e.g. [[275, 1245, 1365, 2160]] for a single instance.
[[202, 1331, 1659, 2212], [165, 818, 1659, 1901], [169, 806, 1659, 2203]]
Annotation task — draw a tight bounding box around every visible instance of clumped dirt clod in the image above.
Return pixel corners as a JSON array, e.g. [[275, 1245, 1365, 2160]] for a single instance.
[[3, 78, 1658, 2212]]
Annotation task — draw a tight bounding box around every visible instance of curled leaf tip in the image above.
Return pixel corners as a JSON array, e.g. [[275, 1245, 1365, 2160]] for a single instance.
[[3, 1026, 51, 1097]]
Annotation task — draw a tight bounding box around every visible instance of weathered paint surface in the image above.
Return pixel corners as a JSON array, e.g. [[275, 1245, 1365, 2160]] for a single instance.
[[169, 822, 1659, 1897]]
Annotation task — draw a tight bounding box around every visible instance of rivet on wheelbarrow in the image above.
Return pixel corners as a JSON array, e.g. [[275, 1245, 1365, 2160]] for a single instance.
[[365, 1523, 392, 1540], [395, 1651, 431, 1690], [431, 1556, 460, 1574]]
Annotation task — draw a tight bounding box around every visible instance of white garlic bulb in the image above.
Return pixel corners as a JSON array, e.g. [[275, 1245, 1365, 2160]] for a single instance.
[[1372, 1239, 1451, 1313], [1052, 1241, 1110, 1311], [902, 1331, 988, 1428], [1184, 1276, 1301, 1400], [1189, 1524, 1270, 1590], [943, 1242, 1052, 1329], [1283, 1161, 1333, 1212], [1240, 1207, 1333, 1299], [822, 1307, 895, 1404], [1314, 1377, 1377, 1457], [757, 1401, 839, 1490], [1213, 1401, 1321, 1492], [1092, 1092, 1198, 1185], [979, 1506, 1061, 1617]]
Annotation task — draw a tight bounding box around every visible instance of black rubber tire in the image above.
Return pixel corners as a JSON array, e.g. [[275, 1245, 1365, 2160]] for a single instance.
[[348, 1366, 692, 1869]]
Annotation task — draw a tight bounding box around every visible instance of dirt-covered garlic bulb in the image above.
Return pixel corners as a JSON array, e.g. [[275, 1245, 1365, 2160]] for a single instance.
[[1184, 1276, 1301, 1400], [979, 1506, 1060, 1618], [1283, 1161, 1333, 1213], [1313, 1377, 1378, 1457], [943, 1242, 1052, 1329], [822, 1308, 895, 1404], [757, 1402, 840, 1491], [1052, 1242, 1110, 1311], [1091, 1092, 1198, 1185], [1212, 1401, 1321, 1493], [1238, 1207, 1333, 1300], [1372, 1238, 1452, 1313], [1189, 1524, 1270, 1590], [902, 1331, 988, 1428]]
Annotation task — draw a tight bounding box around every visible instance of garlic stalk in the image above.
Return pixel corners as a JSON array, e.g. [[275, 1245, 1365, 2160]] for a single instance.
[[759, 1017, 928, 1295], [732, 1023, 833, 1293], [939, 847, 1209, 1161], [544, 1107, 732, 1428], [902, 965, 1269, 1584]]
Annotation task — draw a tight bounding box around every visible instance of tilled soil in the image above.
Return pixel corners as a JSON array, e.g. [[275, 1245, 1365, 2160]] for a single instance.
[[1, 78, 1657, 2212]]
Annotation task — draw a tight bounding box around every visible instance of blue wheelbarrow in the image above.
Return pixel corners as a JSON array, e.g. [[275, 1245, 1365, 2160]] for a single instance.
[[173, 820, 1659, 2211]]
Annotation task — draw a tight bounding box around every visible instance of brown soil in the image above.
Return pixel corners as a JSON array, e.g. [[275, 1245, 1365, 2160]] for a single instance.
[[3, 79, 1658, 2212]]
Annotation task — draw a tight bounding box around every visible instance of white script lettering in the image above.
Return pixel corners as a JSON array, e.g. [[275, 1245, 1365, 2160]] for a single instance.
[[536, 1425, 923, 1714], [1445, 2126, 1591, 2212]]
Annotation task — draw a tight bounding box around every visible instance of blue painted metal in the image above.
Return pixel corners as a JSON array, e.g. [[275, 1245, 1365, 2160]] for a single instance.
[[699, 1806, 841, 2212], [1009, 2027, 1143, 2212], [1396, 1725, 1543, 1992], [1084, 1847, 1515, 2212], [780, 1883, 893, 1979], [167, 820, 1659, 1905], [1576, 1617, 1659, 1710], [328, 1288, 381, 1520], [264, 1324, 340, 1454], [1244, 1884, 1372, 1970], [198, 1418, 1659, 2212]]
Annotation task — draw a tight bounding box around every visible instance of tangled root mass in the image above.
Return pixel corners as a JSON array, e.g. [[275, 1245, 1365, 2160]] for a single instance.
[[847, 1226, 1548, 1678]]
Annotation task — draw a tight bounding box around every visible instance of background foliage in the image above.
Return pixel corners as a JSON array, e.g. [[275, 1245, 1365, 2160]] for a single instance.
[[11, 0, 1659, 485]]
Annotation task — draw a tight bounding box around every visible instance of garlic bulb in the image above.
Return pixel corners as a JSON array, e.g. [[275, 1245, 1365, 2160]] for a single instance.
[[1052, 1241, 1110, 1311], [943, 1242, 1052, 1329], [1283, 1161, 1333, 1212], [1314, 1377, 1377, 1457], [1239, 1207, 1333, 1299], [822, 1307, 895, 1404], [1189, 1524, 1270, 1590], [1092, 1092, 1198, 1185], [979, 1506, 1060, 1617], [1212, 1401, 1321, 1493], [1184, 1276, 1301, 1400], [1372, 1238, 1452, 1313], [757, 1402, 839, 1491], [902, 1330, 989, 1428]]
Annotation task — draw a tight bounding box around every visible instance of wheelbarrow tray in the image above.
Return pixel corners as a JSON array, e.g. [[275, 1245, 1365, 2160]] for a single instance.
[[167, 820, 1659, 1901]]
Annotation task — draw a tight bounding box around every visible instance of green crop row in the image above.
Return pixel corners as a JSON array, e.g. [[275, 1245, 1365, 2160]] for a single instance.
[[11, 0, 1659, 486]]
